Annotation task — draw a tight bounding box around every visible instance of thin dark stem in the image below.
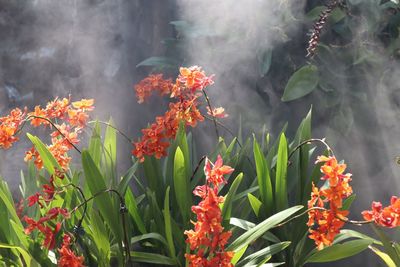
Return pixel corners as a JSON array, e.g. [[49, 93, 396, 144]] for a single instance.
[[204, 115, 243, 148], [88, 120, 133, 144], [18, 115, 81, 154], [57, 183, 87, 226], [190, 156, 206, 181], [70, 188, 131, 264], [274, 206, 373, 228], [288, 138, 335, 163], [202, 89, 220, 139]]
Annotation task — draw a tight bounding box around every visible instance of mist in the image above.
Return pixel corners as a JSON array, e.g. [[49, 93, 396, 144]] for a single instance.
[[0, 1, 399, 265], [175, 1, 400, 265], [0, 0, 176, 187]]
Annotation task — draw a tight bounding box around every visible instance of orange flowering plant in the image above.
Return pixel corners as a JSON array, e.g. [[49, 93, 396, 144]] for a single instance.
[[0, 65, 398, 267], [132, 66, 227, 162]]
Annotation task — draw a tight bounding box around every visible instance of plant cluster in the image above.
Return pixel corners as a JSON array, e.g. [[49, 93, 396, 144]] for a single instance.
[[0, 65, 399, 266]]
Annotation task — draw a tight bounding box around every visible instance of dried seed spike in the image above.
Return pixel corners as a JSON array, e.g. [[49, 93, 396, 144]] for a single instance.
[[306, 0, 342, 58]]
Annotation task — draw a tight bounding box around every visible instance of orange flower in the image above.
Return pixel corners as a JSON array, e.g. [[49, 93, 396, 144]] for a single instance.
[[58, 234, 85, 267], [185, 155, 234, 266], [45, 97, 70, 119], [362, 196, 400, 228], [68, 109, 89, 128], [29, 106, 48, 127], [134, 74, 173, 103], [132, 66, 224, 162], [24, 147, 43, 169], [207, 106, 228, 118], [0, 108, 26, 149], [307, 155, 353, 250], [71, 98, 94, 111], [177, 66, 214, 92], [316, 155, 348, 186], [204, 155, 234, 187]]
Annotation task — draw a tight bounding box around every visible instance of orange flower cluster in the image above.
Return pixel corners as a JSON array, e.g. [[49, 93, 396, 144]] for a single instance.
[[134, 74, 174, 103], [0, 108, 26, 149], [362, 196, 400, 228], [0, 97, 93, 170], [23, 206, 70, 249], [184, 155, 235, 267], [132, 66, 221, 162], [26, 98, 93, 170], [57, 234, 85, 267], [307, 155, 353, 250]]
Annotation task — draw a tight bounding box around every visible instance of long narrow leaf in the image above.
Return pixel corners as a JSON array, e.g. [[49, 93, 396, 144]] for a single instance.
[[228, 206, 303, 252], [82, 150, 121, 241], [275, 133, 288, 211], [369, 245, 397, 267], [173, 147, 190, 224], [306, 239, 373, 263], [222, 173, 243, 222], [237, 242, 291, 267], [130, 251, 177, 265], [253, 137, 273, 216], [163, 187, 176, 258], [247, 193, 262, 217], [0, 243, 32, 267]]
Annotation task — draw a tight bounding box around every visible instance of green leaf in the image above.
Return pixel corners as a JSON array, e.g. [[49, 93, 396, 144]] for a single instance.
[[87, 210, 111, 263], [247, 193, 262, 217], [372, 225, 400, 266], [125, 188, 146, 234], [342, 194, 356, 210], [26, 133, 60, 175], [253, 137, 273, 216], [131, 233, 168, 247], [298, 107, 312, 203], [163, 187, 176, 258], [103, 118, 117, 183], [275, 133, 288, 211], [130, 251, 177, 265], [238, 242, 291, 267], [305, 6, 326, 20], [259, 49, 272, 77], [282, 65, 319, 102], [231, 245, 248, 265], [143, 156, 164, 205], [88, 121, 102, 167], [118, 161, 138, 196], [369, 245, 397, 267], [334, 229, 381, 246], [222, 173, 243, 222], [228, 205, 303, 252], [0, 243, 32, 267], [230, 217, 281, 243], [82, 150, 121, 241], [173, 147, 190, 223], [306, 239, 373, 263], [136, 57, 179, 68], [0, 184, 23, 229]]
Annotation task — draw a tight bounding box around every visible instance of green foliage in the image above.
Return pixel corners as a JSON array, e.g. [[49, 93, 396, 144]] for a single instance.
[[306, 239, 373, 263], [1, 108, 399, 266], [281, 65, 319, 102]]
